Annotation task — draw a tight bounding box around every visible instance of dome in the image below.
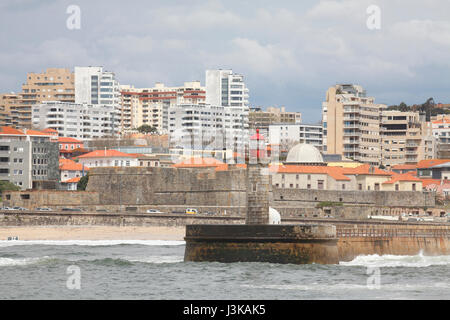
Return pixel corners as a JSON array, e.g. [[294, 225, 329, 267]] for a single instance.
[[269, 207, 281, 225], [285, 143, 324, 164]]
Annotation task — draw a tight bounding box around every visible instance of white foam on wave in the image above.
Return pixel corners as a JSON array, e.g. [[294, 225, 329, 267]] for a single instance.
[[127, 255, 184, 264], [0, 256, 51, 267], [340, 252, 450, 268], [0, 239, 185, 247]]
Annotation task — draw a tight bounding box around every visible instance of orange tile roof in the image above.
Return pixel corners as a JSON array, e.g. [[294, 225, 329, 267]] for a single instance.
[[42, 128, 58, 133], [58, 137, 82, 143], [420, 178, 441, 188], [0, 126, 24, 135], [383, 173, 422, 184], [173, 157, 225, 168], [64, 177, 81, 183], [25, 129, 52, 136], [391, 164, 417, 170], [417, 159, 450, 169], [269, 164, 351, 181], [77, 149, 134, 159], [59, 158, 89, 171], [342, 164, 392, 176]]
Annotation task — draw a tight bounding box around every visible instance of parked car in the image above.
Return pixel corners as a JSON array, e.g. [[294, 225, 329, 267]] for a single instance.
[[146, 209, 164, 214], [0, 207, 14, 211], [204, 211, 216, 215], [61, 207, 82, 212], [12, 207, 28, 211], [185, 208, 198, 215], [36, 207, 52, 211]]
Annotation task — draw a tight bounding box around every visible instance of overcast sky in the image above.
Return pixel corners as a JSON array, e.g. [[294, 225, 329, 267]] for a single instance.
[[1, 0, 450, 122]]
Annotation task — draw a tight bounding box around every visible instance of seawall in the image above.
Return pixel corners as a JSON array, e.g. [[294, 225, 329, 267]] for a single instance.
[[1, 212, 449, 261]]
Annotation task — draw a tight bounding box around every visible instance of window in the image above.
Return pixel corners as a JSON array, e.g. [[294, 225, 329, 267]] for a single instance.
[[358, 184, 362, 190], [412, 183, 416, 191], [318, 180, 324, 190], [342, 184, 345, 190], [395, 184, 399, 191], [307, 184, 311, 189]]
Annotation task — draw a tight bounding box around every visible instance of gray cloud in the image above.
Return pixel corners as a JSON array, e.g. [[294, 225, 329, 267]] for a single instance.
[[1, 0, 450, 122]]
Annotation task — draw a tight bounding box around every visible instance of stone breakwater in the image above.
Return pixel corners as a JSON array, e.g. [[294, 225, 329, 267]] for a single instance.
[[0, 212, 449, 262]]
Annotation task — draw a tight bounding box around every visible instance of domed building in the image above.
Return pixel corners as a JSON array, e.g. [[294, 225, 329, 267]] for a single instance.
[[285, 143, 325, 166]]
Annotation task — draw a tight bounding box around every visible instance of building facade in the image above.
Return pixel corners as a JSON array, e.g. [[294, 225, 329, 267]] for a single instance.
[[120, 81, 205, 134], [32, 101, 120, 140], [249, 106, 302, 135], [0, 127, 59, 189], [205, 69, 249, 108], [0, 68, 75, 129], [268, 123, 323, 151], [168, 103, 249, 154], [322, 84, 386, 166]]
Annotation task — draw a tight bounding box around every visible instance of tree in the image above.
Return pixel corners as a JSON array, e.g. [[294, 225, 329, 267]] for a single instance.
[[77, 175, 89, 191], [0, 181, 20, 194], [136, 125, 157, 134]]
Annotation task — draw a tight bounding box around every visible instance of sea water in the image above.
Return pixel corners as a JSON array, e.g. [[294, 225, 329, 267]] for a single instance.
[[0, 240, 449, 299]]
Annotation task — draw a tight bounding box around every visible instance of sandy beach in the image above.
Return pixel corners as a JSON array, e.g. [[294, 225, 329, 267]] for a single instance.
[[0, 225, 186, 241]]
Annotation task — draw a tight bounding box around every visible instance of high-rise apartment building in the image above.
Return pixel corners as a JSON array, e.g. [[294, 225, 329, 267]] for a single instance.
[[32, 101, 120, 140], [120, 82, 205, 134], [74, 66, 120, 107], [0, 68, 75, 128], [205, 70, 249, 108], [380, 110, 425, 166], [168, 104, 249, 154], [322, 84, 386, 166]]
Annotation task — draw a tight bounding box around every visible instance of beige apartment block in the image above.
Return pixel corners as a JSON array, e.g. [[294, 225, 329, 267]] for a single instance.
[[322, 84, 386, 166], [1, 68, 74, 128], [381, 111, 436, 167], [120, 82, 205, 134], [249, 106, 302, 134], [0, 93, 21, 127]]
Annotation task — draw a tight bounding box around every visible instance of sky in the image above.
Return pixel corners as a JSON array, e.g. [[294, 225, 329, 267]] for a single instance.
[[1, 0, 450, 123]]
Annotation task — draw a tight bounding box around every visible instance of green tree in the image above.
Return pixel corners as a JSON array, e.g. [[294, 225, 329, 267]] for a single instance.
[[0, 181, 20, 193], [77, 175, 89, 191], [136, 125, 157, 134]]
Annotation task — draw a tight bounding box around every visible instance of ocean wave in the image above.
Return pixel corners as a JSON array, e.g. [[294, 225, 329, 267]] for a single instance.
[[0, 256, 54, 267], [127, 255, 184, 264], [0, 240, 186, 247], [339, 252, 450, 268]]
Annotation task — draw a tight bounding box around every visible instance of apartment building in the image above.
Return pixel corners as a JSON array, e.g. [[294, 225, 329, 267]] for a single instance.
[[268, 123, 323, 151], [431, 115, 450, 158], [32, 101, 120, 140], [249, 106, 302, 135], [380, 110, 425, 166], [168, 104, 249, 153], [205, 69, 249, 108], [74, 66, 120, 108], [0, 126, 59, 189], [322, 84, 386, 166], [120, 82, 205, 134], [0, 68, 75, 128]]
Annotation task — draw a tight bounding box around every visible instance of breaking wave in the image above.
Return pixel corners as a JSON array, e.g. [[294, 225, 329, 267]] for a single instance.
[[0, 240, 185, 247], [339, 252, 450, 268], [0, 256, 54, 267]]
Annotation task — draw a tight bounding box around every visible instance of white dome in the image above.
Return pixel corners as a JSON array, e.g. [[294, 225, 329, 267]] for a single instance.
[[285, 143, 323, 164], [269, 207, 281, 225]]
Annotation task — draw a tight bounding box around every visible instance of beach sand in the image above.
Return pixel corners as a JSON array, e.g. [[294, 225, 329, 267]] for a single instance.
[[0, 225, 186, 241]]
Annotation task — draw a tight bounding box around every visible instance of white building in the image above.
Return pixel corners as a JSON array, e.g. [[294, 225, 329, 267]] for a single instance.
[[269, 123, 323, 151], [205, 70, 249, 108], [75, 66, 120, 108], [32, 101, 120, 140], [168, 104, 249, 153], [77, 149, 140, 168]]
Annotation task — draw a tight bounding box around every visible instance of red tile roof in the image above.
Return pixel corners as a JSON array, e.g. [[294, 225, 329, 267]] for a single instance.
[[58, 137, 83, 143], [342, 164, 392, 176], [64, 177, 81, 183], [42, 128, 58, 133], [417, 159, 450, 169], [173, 157, 226, 170], [77, 149, 134, 159], [383, 173, 422, 184], [0, 126, 24, 135], [269, 164, 351, 181], [391, 164, 417, 171]]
